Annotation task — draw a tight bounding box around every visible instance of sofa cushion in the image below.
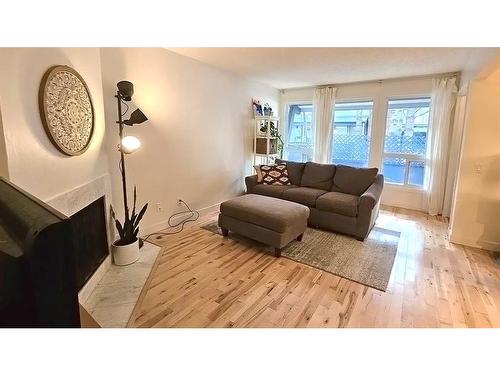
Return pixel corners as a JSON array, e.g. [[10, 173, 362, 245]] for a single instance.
[[282, 187, 328, 207], [316, 192, 359, 217], [300, 162, 336, 190], [276, 159, 305, 186], [253, 184, 297, 199], [331, 165, 378, 196]]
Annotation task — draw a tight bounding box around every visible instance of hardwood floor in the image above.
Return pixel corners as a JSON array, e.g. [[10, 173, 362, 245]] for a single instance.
[[128, 206, 500, 328]]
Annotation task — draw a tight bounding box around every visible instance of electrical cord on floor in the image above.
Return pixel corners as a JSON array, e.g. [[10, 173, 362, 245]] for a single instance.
[[142, 199, 200, 241]]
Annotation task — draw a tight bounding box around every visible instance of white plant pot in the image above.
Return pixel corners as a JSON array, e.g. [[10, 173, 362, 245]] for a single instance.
[[112, 238, 139, 266]]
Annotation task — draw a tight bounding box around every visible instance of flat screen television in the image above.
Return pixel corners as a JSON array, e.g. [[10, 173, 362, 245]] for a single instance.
[[0, 177, 80, 327]]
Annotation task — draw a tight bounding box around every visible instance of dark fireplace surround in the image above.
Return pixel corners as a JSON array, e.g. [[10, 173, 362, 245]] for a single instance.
[[70, 196, 109, 290]]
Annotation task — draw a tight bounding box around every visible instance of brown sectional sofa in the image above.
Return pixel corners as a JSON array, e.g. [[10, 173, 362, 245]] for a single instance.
[[245, 159, 384, 240]]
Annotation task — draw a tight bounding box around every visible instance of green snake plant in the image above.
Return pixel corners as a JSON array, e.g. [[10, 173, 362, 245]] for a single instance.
[[111, 186, 148, 246]]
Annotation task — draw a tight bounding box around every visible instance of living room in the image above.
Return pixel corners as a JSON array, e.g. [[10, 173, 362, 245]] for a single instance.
[[1, 2, 499, 374]]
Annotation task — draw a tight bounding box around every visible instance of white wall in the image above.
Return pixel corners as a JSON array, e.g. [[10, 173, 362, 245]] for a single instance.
[[459, 50, 500, 94], [100, 48, 280, 233], [0, 48, 109, 201], [449, 69, 500, 251], [281, 77, 436, 211]]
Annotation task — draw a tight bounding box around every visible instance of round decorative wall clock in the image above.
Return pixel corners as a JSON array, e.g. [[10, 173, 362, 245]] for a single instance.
[[38, 65, 95, 156]]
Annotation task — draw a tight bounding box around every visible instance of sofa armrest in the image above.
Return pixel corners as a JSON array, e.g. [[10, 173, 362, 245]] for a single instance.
[[359, 174, 384, 211], [355, 174, 384, 240], [245, 175, 259, 194]]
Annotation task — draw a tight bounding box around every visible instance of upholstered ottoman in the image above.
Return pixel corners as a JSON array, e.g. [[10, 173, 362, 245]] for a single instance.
[[218, 194, 310, 257]]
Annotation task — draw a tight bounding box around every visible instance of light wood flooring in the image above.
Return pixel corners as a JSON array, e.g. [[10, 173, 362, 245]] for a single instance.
[[128, 206, 500, 328]]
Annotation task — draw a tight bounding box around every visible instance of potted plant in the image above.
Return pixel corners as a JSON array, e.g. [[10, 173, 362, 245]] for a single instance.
[[263, 103, 273, 116], [110, 186, 148, 266]]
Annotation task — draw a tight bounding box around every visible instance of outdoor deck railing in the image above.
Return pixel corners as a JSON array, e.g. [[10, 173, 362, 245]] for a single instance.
[[287, 134, 427, 164], [286, 134, 427, 184]]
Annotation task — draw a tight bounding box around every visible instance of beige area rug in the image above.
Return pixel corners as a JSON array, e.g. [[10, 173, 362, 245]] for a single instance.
[[201, 221, 400, 291]]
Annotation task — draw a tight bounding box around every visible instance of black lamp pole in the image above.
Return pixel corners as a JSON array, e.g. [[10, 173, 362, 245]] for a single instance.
[[115, 93, 129, 216]]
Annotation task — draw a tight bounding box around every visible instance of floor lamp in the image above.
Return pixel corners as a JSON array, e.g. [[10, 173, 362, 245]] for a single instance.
[[114, 80, 148, 249]]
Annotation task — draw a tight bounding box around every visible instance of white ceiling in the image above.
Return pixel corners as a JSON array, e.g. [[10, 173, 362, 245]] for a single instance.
[[168, 48, 500, 89]]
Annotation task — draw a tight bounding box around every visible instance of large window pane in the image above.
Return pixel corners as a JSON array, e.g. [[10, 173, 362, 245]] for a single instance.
[[408, 160, 425, 186], [384, 98, 430, 155], [383, 157, 406, 184], [383, 97, 430, 188], [332, 101, 373, 167], [286, 104, 313, 162]]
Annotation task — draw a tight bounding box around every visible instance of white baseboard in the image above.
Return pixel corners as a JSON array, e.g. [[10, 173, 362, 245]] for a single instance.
[[141, 202, 221, 236], [449, 233, 500, 252]]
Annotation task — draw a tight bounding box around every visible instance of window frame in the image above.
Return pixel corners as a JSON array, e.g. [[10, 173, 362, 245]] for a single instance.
[[283, 101, 314, 162], [381, 95, 431, 189], [331, 99, 376, 168]]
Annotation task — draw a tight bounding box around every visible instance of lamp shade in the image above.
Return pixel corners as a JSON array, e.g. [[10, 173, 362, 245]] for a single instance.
[[123, 108, 148, 126], [117, 81, 134, 101], [120, 136, 141, 154]]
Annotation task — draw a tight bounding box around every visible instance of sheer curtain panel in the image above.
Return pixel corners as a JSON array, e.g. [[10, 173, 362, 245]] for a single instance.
[[426, 77, 458, 216], [313, 87, 337, 163]]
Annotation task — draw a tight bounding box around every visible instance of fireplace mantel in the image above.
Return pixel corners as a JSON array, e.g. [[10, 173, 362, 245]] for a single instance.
[[45, 174, 114, 303]]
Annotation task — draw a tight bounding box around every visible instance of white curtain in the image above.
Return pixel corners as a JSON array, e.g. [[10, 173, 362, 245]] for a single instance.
[[313, 87, 337, 163], [426, 77, 458, 216], [442, 95, 467, 216]]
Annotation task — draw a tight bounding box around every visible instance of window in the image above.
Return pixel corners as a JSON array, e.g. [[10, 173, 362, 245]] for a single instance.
[[286, 104, 313, 162], [382, 97, 430, 187], [332, 101, 373, 167]]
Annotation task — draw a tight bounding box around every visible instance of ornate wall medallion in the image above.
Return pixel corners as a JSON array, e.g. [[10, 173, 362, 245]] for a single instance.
[[38, 65, 95, 156]]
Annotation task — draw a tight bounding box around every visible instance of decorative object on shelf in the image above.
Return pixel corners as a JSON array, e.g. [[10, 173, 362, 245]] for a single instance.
[[263, 102, 273, 116], [257, 120, 284, 158], [259, 120, 278, 136], [256, 137, 278, 154], [253, 113, 282, 165], [38, 65, 95, 156], [111, 80, 149, 266], [252, 98, 263, 116]]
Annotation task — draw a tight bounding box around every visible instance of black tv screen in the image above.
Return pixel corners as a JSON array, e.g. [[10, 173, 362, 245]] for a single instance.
[[70, 196, 109, 290]]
